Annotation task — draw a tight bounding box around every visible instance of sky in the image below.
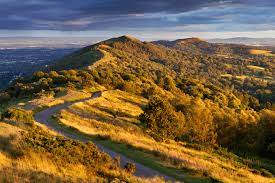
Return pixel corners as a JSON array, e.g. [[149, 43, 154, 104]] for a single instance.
[[0, 0, 274, 39]]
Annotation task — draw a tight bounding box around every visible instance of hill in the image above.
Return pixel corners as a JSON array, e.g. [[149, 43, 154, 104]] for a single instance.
[[0, 35, 274, 182], [153, 37, 262, 56], [209, 37, 275, 46]]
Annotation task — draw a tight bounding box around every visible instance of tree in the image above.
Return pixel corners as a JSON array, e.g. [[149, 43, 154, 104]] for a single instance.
[[163, 76, 176, 91], [181, 98, 217, 147], [258, 110, 275, 157], [33, 71, 46, 81], [139, 95, 185, 141]]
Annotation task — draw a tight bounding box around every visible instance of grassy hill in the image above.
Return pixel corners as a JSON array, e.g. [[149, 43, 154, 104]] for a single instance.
[[0, 35, 274, 182]]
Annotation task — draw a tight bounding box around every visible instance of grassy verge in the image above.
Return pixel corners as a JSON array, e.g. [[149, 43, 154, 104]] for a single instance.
[[97, 139, 212, 183], [49, 117, 211, 182]]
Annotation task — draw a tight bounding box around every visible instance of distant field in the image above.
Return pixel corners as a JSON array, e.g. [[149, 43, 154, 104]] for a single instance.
[[249, 49, 275, 56], [247, 65, 265, 71]]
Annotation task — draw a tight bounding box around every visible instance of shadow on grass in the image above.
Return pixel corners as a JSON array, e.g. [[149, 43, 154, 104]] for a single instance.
[[0, 168, 87, 182], [50, 117, 215, 183]]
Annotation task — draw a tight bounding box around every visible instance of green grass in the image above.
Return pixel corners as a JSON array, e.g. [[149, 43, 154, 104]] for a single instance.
[[49, 48, 102, 71]]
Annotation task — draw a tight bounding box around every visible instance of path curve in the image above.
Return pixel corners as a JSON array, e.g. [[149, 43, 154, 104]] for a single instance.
[[34, 92, 173, 181]]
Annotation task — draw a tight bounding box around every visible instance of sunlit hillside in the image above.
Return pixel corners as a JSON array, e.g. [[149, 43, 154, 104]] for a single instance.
[[0, 36, 274, 183]]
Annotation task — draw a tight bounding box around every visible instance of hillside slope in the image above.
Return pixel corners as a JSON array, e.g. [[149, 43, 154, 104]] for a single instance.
[[45, 35, 274, 103], [153, 37, 254, 55], [0, 35, 274, 182]]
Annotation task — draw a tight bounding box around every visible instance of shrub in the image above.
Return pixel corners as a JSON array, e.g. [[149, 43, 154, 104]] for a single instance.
[[139, 95, 185, 141], [163, 76, 176, 91], [124, 162, 136, 174], [0, 92, 11, 103], [2, 108, 34, 125], [22, 127, 113, 169]]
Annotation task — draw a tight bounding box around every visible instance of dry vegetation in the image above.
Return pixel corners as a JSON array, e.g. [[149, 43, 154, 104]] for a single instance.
[[250, 49, 275, 56], [247, 65, 266, 71], [21, 89, 92, 111], [0, 120, 163, 183], [57, 90, 274, 183], [1, 36, 274, 182]]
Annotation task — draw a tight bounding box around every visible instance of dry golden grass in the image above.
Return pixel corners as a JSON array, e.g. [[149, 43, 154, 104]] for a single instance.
[[69, 90, 148, 133], [0, 122, 22, 137], [221, 74, 233, 78], [0, 121, 161, 183], [247, 65, 266, 71], [57, 90, 275, 183], [0, 149, 164, 183], [0, 150, 104, 182], [216, 54, 232, 59], [21, 89, 92, 111], [235, 75, 248, 80], [0, 152, 11, 168], [250, 49, 275, 56], [0, 122, 92, 182]]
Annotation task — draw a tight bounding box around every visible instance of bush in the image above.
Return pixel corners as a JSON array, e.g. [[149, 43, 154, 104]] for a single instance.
[[139, 95, 185, 141], [2, 108, 34, 125], [124, 162, 136, 174], [22, 127, 113, 169], [0, 92, 11, 103]]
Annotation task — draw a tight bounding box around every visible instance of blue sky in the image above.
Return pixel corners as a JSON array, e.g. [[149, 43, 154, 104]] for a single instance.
[[0, 0, 274, 39]]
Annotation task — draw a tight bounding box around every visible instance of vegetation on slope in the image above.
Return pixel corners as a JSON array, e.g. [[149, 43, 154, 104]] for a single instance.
[[0, 117, 157, 182], [56, 90, 275, 182], [0, 35, 274, 182]]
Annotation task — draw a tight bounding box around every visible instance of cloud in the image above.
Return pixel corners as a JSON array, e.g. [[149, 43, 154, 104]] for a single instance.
[[0, 0, 273, 34]]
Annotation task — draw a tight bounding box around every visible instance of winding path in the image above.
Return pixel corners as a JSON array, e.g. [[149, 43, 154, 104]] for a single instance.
[[34, 92, 173, 181]]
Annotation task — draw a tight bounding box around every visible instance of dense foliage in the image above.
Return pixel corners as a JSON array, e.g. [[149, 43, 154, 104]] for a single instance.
[[139, 95, 185, 141], [140, 95, 274, 157]]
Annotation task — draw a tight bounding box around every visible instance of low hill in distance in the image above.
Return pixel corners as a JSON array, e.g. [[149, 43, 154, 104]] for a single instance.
[[153, 37, 271, 56], [209, 37, 275, 47]]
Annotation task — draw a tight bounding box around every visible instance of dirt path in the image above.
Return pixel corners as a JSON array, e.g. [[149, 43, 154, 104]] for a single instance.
[[88, 46, 116, 70], [34, 92, 173, 181]]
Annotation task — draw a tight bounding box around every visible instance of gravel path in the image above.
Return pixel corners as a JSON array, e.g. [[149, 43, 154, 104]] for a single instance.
[[34, 92, 174, 181]]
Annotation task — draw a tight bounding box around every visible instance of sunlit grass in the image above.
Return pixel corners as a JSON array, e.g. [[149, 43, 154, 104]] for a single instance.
[[57, 90, 275, 183], [250, 49, 275, 56], [0, 121, 161, 183], [247, 65, 265, 71]]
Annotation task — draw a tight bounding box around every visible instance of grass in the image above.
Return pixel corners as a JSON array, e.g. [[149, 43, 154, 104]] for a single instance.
[[221, 74, 233, 78], [98, 139, 212, 183], [0, 121, 161, 183], [55, 89, 275, 183], [247, 65, 266, 71], [0, 97, 31, 117], [46, 115, 207, 183], [235, 75, 248, 80], [22, 89, 92, 112], [249, 49, 275, 57]]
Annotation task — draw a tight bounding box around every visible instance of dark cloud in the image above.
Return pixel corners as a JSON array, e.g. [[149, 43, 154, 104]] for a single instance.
[[0, 0, 273, 32]]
